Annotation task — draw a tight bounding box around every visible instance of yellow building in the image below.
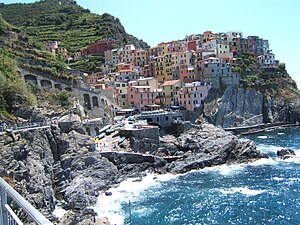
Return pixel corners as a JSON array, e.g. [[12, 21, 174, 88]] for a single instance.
[[115, 81, 129, 108], [161, 79, 182, 106]]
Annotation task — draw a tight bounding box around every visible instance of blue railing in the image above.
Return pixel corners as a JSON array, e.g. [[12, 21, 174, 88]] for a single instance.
[[0, 177, 53, 225]]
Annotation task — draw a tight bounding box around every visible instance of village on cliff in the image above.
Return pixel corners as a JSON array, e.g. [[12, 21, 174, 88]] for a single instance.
[[46, 30, 277, 114]]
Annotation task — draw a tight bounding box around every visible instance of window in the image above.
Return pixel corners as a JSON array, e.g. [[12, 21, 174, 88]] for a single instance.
[[122, 102, 126, 106], [166, 116, 169, 121], [194, 94, 196, 98], [120, 90, 122, 93], [157, 117, 160, 121], [131, 94, 133, 98], [116, 84, 120, 87], [212, 69, 214, 73], [122, 84, 126, 87]]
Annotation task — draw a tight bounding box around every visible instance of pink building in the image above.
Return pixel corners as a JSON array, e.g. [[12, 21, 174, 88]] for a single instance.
[[177, 82, 211, 111], [127, 77, 162, 111]]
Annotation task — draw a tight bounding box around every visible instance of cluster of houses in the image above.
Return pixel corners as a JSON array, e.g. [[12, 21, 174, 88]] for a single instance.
[[45, 31, 279, 112]]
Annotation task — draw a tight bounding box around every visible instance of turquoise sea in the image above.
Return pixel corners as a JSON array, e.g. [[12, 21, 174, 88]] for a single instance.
[[93, 127, 300, 225]]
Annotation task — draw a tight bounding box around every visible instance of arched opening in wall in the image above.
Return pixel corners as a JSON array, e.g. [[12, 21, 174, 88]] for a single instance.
[[95, 127, 100, 136], [24, 74, 38, 85], [84, 94, 92, 110], [54, 84, 63, 90], [92, 96, 99, 107], [147, 122, 161, 129], [101, 99, 105, 106], [86, 127, 91, 136], [104, 100, 108, 106], [65, 87, 72, 92], [41, 79, 52, 88]]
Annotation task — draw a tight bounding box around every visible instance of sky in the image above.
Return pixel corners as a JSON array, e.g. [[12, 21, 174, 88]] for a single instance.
[[3, 0, 300, 87]]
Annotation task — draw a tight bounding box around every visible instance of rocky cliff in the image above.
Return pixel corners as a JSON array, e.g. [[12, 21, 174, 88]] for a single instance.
[[204, 74, 300, 128], [0, 120, 267, 224], [204, 87, 264, 127]]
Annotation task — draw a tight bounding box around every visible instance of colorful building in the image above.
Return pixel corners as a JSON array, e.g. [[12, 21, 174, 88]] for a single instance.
[[127, 77, 162, 111], [161, 79, 183, 106], [257, 52, 278, 69], [177, 82, 211, 111]]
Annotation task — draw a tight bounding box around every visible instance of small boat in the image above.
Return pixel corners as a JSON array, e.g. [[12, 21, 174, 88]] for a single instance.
[[95, 132, 105, 140], [106, 128, 113, 135], [118, 136, 126, 144], [99, 124, 112, 133]]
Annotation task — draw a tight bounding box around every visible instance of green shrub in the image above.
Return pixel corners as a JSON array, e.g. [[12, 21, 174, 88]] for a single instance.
[[55, 91, 71, 107]]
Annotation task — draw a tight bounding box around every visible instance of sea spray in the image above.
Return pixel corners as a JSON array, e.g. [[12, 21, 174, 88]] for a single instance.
[[91, 173, 178, 224], [93, 127, 300, 225]]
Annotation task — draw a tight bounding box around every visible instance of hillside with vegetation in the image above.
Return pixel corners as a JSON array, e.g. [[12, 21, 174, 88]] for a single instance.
[[0, 15, 75, 121], [233, 53, 299, 99], [0, 0, 149, 54]]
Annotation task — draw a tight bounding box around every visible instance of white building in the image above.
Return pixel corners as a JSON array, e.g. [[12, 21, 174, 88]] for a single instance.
[[257, 52, 278, 69]]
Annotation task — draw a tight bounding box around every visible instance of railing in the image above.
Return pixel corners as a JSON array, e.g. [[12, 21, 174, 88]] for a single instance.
[[0, 177, 53, 225], [0, 122, 49, 133]]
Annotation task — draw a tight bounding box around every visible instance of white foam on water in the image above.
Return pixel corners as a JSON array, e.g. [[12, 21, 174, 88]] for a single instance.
[[257, 135, 268, 139], [248, 157, 278, 166], [271, 177, 285, 181], [91, 173, 177, 225], [277, 132, 285, 135], [256, 144, 283, 154], [52, 205, 67, 220], [195, 157, 277, 177], [219, 187, 267, 196]]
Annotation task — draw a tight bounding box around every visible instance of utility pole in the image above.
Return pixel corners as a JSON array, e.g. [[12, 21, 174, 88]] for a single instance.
[[128, 200, 132, 224]]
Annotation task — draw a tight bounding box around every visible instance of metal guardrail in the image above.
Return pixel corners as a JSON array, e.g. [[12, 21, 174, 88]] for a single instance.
[[0, 177, 53, 225], [0, 122, 49, 133]]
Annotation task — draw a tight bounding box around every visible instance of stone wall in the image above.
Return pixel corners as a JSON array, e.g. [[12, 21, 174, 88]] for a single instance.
[[119, 126, 160, 153], [19, 68, 119, 119], [138, 111, 183, 129]]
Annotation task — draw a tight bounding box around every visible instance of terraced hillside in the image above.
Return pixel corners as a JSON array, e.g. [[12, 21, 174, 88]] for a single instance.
[[0, 0, 149, 54]]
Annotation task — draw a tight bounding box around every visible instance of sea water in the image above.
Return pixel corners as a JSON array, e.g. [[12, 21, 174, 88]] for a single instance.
[[93, 127, 300, 224]]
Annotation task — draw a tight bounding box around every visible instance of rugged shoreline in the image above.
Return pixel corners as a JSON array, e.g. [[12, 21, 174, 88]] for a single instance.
[[0, 121, 268, 224]]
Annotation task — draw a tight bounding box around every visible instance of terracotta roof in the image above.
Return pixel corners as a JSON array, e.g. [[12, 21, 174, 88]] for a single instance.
[[119, 69, 133, 73], [161, 79, 181, 86]]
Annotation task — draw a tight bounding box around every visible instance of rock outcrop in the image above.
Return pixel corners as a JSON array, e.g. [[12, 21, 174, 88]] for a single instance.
[[0, 121, 267, 224], [277, 149, 296, 160], [204, 86, 264, 128], [158, 123, 267, 173], [204, 85, 300, 128]]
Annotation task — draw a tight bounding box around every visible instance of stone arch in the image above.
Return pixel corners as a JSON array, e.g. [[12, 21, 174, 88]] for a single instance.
[[24, 74, 38, 85], [65, 87, 72, 92], [86, 127, 91, 136], [95, 127, 100, 136], [92, 96, 99, 107], [54, 83, 63, 90], [147, 122, 161, 128], [101, 98, 105, 105], [83, 93, 91, 110], [40, 79, 52, 88]]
